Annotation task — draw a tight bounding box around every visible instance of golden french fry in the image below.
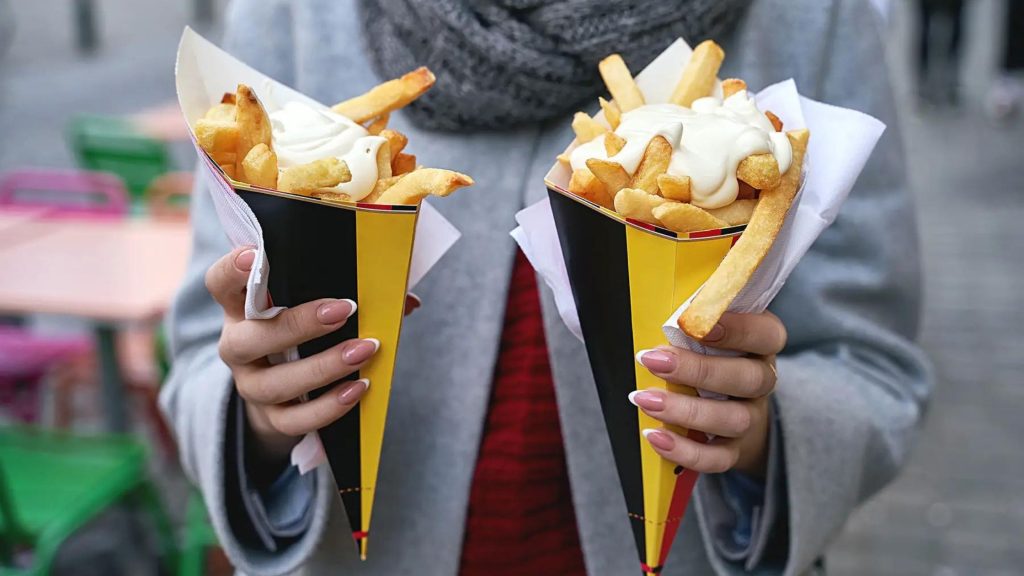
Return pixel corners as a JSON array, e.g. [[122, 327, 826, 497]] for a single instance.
[[737, 153, 781, 190], [363, 175, 403, 204], [220, 92, 236, 105], [721, 78, 747, 99], [586, 159, 630, 197], [278, 157, 352, 196], [598, 54, 645, 112], [557, 152, 572, 167], [392, 153, 416, 176], [313, 191, 353, 203], [630, 136, 672, 194], [218, 163, 236, 180], [235, 84, 273, 175], [380, 129, 408, 158], [604, 132, 627, 156], [366, 113, 390, 135], [599, 97, 622, 130], [737, 180, 758, 200], [241, 143, 278, 189], [680, 129, 809, 339], [332, 67, 436, 123], [765, 111, 784, 132], [706, 198, 757, 226], [376, 141, 392, 179], [376, 168, 473, 205], [568, 167, 614, 210], [195, 119, 239, 155], [657, 173, 691, 202], [572, 112, 608, 143], [613, 188, 673, 224], [652, 202, 726, 233], [204, 103, 236, 122], [670, 40, 725, 107], [209, 150, 237, 167]]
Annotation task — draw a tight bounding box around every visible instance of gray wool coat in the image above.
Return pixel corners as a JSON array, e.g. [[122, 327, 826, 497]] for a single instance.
[[160, 0, 933, 574]]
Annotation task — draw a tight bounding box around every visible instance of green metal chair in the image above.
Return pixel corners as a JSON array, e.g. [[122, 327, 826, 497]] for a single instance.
[[0, 427, 177, 575], [67, 116, 173, 203], [177, 490, 219, 576]]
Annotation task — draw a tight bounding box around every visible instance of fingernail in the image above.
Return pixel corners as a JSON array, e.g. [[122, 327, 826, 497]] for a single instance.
[[317, 299, 357, 324], [636, 349, 676, 374], [704, 323, 725, 342], [643, 429, 676, 451], [234, 249, 256, 271], [342, 338, 380, 364], [408, 293, 421, 306], [338, 378, 369, 404], [628, 390, 665, 412]]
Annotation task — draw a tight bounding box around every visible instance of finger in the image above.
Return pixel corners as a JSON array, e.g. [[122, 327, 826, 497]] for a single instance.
[[698, 311, 787, 355], [629, 390, 753, 438], [236, 338, 379, 405], [263, 378, 369, 437], [205, 247, 256, 321], [636, 347, 776, 399], [220, 298, 357, 365], [642, 428, 739, 474]]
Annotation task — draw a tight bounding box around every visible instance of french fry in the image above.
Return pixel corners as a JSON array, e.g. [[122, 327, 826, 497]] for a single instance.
[[278, 157, 352, 196], [235, 84, 273, 175], [376, 141, 393, 179], [604, 132, 627, 156], [220, 92, 236, 105], [568, 167, 614, 209], [313, 191, 353, 203], [599, 97, 622, 130], [218, 163, 236, 180], [630, 136, 672, 194], [670, 40, 725, 107], [572, 112, 608, 143], [721, 78, 747, 99], [392, 153, 417, 176], [706, 198, 757, 226], [737, 153, 781, 190], [557, 152, 572, 167], [204, 103, 236, 122], [586, 158, 630, 197], [332, 67, 436, 123], [380, 129, 408, 158], [362, 175, 402, 204], [375, 168, 473, 205], [657, 173, 691, 202], [652, 202, 726, 233], [598, 54, 645, 112], [613, 188, 673, 224], [241, 143, 278, 189], [680, 129, 809, 339], [209, 151, 237, 167], [366, 113, 390, 135], [195, 119, 239, 155], [765, 111, 783, 132], [737, 180, 758, 200]]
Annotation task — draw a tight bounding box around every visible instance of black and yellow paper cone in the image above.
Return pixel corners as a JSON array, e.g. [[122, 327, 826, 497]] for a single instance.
[[547, 185, 744, 574], [238, 188, 417, 560]]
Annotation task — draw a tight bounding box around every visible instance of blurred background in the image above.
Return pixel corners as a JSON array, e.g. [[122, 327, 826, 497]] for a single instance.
[[0, 1, 1021, 575]]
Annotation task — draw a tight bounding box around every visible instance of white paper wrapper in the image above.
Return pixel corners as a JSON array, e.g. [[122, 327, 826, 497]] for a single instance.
[[513, 38, 886, 357], [177, 27, 460, 473]]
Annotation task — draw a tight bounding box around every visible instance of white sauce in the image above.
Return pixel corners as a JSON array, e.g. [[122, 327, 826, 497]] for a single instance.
[[268, 101, 385, 201], [569, 91, 792, 209]]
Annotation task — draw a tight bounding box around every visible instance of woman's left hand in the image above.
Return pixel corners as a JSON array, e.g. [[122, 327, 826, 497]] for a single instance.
[[631, 311, 786, 478]]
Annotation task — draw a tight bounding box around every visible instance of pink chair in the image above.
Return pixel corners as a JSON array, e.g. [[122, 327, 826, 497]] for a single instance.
[[0, 327, 92, 423], [0, 168, 129, 218]]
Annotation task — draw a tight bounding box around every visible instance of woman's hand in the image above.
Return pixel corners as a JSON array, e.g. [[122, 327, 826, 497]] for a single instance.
[[632, 311, 786, 478], [205, 247, 380, 460]]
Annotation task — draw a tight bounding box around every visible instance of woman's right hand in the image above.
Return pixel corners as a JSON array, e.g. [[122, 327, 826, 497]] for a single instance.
[[205, 247, 380, 460]]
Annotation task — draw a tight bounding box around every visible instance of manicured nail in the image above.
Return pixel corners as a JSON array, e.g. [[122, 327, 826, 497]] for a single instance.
[[643, 429, 675, 451], [234, 249, 256, 271], [342, 338, 380, 364], [338, 378, 369, 404], [636, 349, 676, 374], [317, 299, 357, 324], [628, 390, 665, 412], [704, 323, 725, 342]]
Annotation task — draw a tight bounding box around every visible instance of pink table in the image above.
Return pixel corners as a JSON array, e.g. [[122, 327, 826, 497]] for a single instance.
[[0, 216, 191, 430]]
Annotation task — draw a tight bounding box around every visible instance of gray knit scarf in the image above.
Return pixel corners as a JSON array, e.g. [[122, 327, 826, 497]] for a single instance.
[[358, 0, 749, 131]]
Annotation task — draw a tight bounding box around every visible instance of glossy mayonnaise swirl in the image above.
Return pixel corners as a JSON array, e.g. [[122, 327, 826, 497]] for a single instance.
[[269, 102, 385, 201], [569, 91, 792, 209]]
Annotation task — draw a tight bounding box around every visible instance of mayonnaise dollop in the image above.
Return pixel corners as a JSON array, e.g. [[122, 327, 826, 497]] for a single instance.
[[269, 101, 385, 201], [569, 91, 792, 209]]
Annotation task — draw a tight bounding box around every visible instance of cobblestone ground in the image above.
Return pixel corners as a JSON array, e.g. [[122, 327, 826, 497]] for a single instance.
[[1, 1, 1021, 575]]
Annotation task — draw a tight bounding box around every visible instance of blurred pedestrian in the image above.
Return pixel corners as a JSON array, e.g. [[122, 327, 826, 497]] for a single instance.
[[986, 0, 1024, 120], [917, 0, 967, 105]]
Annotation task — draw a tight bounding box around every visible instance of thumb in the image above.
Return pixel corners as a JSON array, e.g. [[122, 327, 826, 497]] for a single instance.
[[204, 247, 256, 321]]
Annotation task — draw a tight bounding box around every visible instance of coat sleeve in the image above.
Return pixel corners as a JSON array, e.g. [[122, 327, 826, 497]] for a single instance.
[[158, 3, 338, 574], [700, 1, 933, 574]]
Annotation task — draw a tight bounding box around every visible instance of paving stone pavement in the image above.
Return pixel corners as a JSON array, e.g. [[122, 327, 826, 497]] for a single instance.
[[1, 1, 1021, 575]]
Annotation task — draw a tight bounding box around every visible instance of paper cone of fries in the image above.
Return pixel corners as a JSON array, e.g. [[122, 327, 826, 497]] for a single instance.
[[175, 27, 466, 559]]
